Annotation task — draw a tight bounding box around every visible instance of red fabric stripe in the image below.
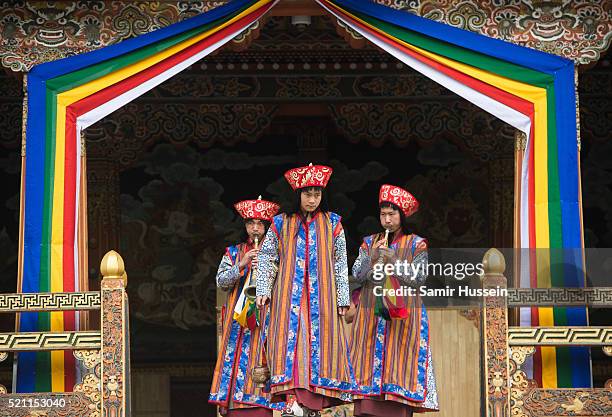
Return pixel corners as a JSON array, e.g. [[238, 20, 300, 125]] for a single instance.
[[62, 104, 78, 391], [59, 4, 269, 392], [324, 1, 534, 120], [68, 6, 268, 118], [331, 0, 544, 388]]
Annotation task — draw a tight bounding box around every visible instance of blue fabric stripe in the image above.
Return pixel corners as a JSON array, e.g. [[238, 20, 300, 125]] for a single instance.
[[28, 0, 253, 80], [19, 1, 254, 391], [17, 73, 46, 392], [331, 0, 571, 73], [334, 0, 591, 387], [554, 67, 590, 387]]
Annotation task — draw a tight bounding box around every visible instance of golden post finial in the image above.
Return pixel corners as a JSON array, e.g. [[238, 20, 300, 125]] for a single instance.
[[100, 250, 126, 283], [482, 248, 506, 275]]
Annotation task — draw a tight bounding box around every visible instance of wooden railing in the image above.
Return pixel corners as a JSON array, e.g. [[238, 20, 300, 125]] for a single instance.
[[481, 248, 612, 417], [0, 250, 130, 417]]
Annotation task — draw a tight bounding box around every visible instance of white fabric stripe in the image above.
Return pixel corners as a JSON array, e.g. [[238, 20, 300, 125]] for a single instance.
[[77, 7, 275, 129], [519, 134, 534, 378], [317, 1, 532, 136], [74, 115, 81, 317], [69, 3, 276, 332], [319, 0, 536, 377]]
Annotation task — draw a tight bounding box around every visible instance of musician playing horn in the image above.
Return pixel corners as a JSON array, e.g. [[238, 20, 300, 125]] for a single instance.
[[350, 184, 439, 416], [209, 196, 283, 417]]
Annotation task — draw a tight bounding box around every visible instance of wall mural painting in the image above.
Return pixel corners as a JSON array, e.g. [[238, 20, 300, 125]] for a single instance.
[[120, 143, 295, 361], [0, 152, 19, 294], [117, 129, 492, 362]]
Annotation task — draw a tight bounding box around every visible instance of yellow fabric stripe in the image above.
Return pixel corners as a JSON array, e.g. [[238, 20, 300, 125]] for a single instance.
[[336, 6, 559, 386], [50, 104, 66, 392], [49, 0, 272, 391]]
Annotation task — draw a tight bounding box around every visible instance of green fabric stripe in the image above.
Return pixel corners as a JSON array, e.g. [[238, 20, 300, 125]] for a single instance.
[[36, 83, 54, 392], [351, 10, 565, 217], [349, 9, 553, 86], [353, 10, 564, 247], [353, 7, 571, 383], [35, 351, 50, 391], [46, 6, 249, 92], [360, 10, 566, 248], [547, 89, 570, 386], [35, 4, 249, 392]]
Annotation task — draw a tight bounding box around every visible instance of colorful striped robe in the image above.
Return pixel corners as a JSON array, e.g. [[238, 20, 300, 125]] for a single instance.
[[255, 211, 355, 402], [350, 232, 439, 412], [209, 242, 283, 411]]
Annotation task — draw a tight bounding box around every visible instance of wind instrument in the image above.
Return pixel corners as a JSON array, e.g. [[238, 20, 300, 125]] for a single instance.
[[377, 228, 390, 264], [244, 236, 259, 301], [248, 235, 271, 387]]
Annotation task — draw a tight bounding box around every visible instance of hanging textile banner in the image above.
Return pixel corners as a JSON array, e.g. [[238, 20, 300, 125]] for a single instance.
[[18, 0, 588, 393], [19, 0, 276, 392], [317, 0, 588, 388]]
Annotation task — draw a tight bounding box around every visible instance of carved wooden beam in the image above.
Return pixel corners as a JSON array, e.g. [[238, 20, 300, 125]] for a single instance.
[[507, 287, 612, 307], [0, 292, 101, 312], [509, 346, 612, 417], [0, 1, 609, 71], [508, 326, 612, 346], [0, 331, 101, 351]]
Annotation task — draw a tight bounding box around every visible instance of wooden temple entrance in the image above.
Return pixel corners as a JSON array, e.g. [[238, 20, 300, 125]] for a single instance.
[[0, 1, 609, 417]]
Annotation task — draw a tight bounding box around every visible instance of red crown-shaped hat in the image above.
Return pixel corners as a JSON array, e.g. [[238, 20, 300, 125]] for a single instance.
[[284, 163, 333, 191], [234, 196, 280, 221], [379, 184, 419, 217]]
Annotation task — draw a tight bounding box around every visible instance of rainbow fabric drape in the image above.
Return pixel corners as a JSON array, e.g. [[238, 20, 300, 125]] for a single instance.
[[319, 0, 589, 388], [19, 0, 588, 392], [19, 0, 276, 392]]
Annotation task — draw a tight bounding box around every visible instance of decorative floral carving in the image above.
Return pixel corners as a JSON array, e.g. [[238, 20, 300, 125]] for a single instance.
[[73, 350, 102, 417], [329, 101, 514, 161], [375, 0, 611, 64], [0, 1, 609, 71], [85, 103, 278, 168], [447, 2, 487, 32]]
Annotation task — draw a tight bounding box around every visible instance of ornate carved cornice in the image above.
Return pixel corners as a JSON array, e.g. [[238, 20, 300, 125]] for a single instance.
[[0, 1, 609, 72], [0, 1, 228, 71], [375, 0, 611, 65], [329, 101, 516, 160], [84, 102, 278, 167], [509, 346, 612, 417], [0, 68, 610, 156]]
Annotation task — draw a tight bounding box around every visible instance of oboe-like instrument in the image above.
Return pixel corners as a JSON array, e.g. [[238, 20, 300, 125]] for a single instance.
[[244, 236, 259, 301], [377, 228, 390, 265], [249, 234, 270, 387]]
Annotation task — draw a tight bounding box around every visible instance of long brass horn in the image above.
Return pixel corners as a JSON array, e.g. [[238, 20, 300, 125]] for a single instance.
[[244, 284, 257, 301]]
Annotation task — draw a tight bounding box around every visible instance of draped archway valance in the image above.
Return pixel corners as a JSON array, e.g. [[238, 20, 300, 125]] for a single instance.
[[18, 0, 587, 393]]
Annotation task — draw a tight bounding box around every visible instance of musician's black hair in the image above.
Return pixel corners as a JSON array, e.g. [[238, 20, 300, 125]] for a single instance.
[[239, 218, 271, 242], [287, 186, 329, 215], [379, 201, 411, 235]]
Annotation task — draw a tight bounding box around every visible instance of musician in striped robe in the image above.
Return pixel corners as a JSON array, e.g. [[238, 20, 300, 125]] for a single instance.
[[254, 164, 355, 417], [350, 184, 439, 416], [209, 196, 284, 417]]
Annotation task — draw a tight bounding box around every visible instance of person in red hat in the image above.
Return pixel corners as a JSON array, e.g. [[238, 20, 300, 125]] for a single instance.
[[254, 164, 355, 416], [349, 184, 439, 416], [209, 196, 284, 417]]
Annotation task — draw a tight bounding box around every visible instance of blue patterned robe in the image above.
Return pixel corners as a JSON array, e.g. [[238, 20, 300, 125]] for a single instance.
[[209, 242, 284, 411]]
